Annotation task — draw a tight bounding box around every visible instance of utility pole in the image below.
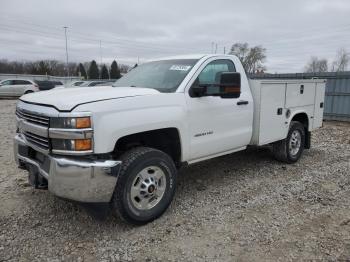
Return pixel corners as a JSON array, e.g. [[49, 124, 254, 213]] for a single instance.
[[224, 46, 226, 54], [99, 40, 102, 65], [215, 43, 218, 54], [211, 42, 214, 53], [63, 26, 69, 76]]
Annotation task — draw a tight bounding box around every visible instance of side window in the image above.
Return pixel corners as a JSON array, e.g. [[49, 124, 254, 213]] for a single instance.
[[198, 60, 235, 85], [1, 80, 12, 85], [14, 80, 30, 85], [13, 80, 22, 85], [193, 59, 236, 95]]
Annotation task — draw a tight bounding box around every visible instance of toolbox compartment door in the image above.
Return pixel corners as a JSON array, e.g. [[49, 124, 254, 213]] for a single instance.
[[258, 83, 288, 145], [285, 83, 315, 108], [313, 82, 326, 129]]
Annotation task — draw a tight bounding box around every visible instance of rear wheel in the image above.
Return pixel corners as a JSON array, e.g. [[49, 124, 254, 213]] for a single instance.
[[273, 121, 305, 163], [24, 90, 34, 94], [111, 147, 177, 225]]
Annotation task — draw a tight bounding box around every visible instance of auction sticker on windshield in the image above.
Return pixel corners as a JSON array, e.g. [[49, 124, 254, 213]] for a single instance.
[[169, 65, 192, 71]]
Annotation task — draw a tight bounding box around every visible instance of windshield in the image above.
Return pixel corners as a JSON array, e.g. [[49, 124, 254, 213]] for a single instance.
[[113, 59, 198, 92]]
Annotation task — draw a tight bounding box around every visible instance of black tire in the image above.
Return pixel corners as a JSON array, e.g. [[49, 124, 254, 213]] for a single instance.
[[24, 90, 34, 94], [273, 121, 305, 163], [111, 147, 177, 225]]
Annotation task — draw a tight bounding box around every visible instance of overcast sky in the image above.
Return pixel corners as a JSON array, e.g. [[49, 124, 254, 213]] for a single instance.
[[0, 0, 349, 72]]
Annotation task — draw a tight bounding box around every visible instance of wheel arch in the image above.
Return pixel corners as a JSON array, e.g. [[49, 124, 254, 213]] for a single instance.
[[113, 127, 183, 167], [24, 89, 34, 94], [290, 112, 310, 149], [291, 112, 309, 130]]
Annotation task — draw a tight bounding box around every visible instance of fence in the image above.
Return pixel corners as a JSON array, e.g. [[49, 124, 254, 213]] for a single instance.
[[251, 72, 350, 122], [0, 73, 81, 84]]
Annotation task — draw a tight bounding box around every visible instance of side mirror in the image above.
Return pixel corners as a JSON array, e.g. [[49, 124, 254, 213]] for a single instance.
[[219, 72, 241, 98], [191, 85, 206, 97]]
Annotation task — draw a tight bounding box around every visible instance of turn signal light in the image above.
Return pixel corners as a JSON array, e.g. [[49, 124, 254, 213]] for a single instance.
[[75, 139, 92, 151], [76, 117, 91, 129]]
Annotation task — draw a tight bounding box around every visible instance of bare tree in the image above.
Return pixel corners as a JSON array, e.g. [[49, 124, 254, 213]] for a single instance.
[[331, 48, 349, 72], [229, 42, 266, 73], [304, 57, 328, 73]]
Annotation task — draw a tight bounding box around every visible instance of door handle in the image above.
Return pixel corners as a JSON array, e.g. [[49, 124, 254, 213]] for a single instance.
[[237, 100, 249, 105]]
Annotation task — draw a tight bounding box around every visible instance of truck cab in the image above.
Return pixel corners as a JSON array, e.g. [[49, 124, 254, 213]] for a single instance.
[[14, 54, 325, 224]]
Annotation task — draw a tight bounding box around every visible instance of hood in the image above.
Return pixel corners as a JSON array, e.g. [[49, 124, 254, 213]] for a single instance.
[[20, 86, 160, 111]]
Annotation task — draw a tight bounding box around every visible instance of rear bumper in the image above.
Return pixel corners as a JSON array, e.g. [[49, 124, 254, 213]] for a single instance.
[[14, 134, 121, 203]]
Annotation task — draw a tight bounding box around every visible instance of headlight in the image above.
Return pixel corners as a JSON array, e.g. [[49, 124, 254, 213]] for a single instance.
[[49, 115, 93, 154], [50, 117, 91, 129]]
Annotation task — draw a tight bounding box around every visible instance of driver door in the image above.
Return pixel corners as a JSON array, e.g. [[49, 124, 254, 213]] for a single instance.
[[185, 59, 253, 161]]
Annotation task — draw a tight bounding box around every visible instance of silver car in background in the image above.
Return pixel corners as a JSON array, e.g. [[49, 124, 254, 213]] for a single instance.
[[53, 80, 114, 89], [0, 79, 39, 97]]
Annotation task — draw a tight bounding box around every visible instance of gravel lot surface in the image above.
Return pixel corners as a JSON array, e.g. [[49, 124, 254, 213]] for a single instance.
[[0, 99, 350, 261]]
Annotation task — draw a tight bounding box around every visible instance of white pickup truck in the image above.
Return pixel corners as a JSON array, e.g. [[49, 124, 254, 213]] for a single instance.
[[14, 54, 325, 224]]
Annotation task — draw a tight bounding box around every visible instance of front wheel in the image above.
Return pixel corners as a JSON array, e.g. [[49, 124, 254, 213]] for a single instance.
[[111, 147, 177, 225], [273, 121, 305, 163]]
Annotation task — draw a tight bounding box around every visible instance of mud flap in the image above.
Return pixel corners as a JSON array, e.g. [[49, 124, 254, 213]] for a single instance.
[[305, 131, 311, 149]]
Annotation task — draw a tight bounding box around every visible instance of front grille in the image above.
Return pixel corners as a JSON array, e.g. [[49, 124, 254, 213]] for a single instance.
[[23, 131, 50, 150], [16, 108, 50, 127]]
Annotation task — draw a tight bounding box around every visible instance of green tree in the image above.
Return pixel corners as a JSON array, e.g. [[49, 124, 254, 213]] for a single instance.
[[88, 60, 99, 79], [110, 60, 121, 79], [77, 63, 87, 79], [101, 64, 109, 79]]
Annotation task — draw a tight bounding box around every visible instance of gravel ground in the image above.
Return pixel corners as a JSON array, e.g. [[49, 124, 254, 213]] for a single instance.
[[0, 99, 350, 261]]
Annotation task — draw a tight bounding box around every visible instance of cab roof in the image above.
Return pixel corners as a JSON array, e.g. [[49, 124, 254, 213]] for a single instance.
[[151, 54, 236, 61]]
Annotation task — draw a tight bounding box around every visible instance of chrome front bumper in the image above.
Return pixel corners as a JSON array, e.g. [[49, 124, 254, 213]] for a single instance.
[[14, 134, 121, 203]]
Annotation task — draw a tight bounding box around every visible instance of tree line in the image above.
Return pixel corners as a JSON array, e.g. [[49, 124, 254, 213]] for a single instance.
[[229, 43, 349, 74], [0, 59, 130, 79], [1, 45, 348, 76], [304, 48, 349, 73]]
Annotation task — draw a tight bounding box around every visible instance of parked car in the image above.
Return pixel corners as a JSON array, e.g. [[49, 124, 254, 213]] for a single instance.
[[14, 54, 325, 225], [0, 79, 39, 97], [94, 81, 115, 86], [69, 80, 85, 87], [53, 80, 113, 90], [34, 80, 64, 91], [79, 80, 114, 87], [52, 80, 85, 90]]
